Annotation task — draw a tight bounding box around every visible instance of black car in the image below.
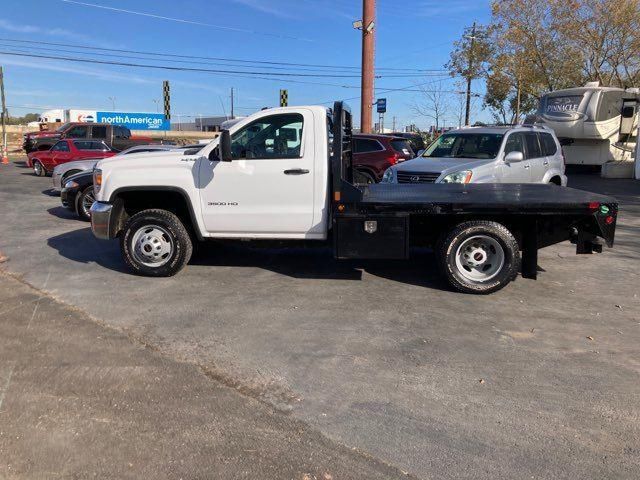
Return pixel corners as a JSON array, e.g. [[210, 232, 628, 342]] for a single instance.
[[385, 132, 425, 154], [60, 170, 95, 221]]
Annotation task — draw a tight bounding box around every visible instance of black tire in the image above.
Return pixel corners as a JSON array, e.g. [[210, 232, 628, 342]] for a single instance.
[[33, 160, 46, 177], [353, 169, 376, 185], [75, 185, 95, 222], [437, 220, 520, 294], [120, 209, 193, 277]]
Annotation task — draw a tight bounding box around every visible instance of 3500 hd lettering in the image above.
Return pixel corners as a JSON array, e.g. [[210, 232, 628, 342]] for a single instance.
[[90, 102, 617, 294]]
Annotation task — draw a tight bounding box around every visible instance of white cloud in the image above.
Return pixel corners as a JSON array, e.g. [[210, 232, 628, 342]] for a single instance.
[[0, 18, 119, 49]]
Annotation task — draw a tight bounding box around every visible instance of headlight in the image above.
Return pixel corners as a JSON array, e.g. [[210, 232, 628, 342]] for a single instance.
[[93, 169, 102, 193], [381, 168, 396, 183], [440, 170, 473, 184], [65, 180, 79, 189]]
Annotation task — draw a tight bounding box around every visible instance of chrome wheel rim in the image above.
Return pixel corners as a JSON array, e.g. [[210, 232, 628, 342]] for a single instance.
[[455, 235, 505, 282], [34, 162, 42, 175], [81, 190, 95, 217], [131, 225, 174, 267]]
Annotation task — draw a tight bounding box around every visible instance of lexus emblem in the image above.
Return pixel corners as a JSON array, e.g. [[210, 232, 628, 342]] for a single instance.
[[410, 175, 421, 182]]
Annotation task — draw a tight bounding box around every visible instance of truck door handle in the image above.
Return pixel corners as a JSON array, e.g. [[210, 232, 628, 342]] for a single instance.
[[284, 169, 309, 175], [524, 164, 531, 169]]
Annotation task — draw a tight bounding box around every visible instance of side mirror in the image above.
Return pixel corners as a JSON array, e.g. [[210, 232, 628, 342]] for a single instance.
[[209, 129, 233, 162], [504, 151, 524, 163]]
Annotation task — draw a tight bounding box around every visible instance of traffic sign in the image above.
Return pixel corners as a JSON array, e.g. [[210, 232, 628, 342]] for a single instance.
[[376, 98, 387, 113]]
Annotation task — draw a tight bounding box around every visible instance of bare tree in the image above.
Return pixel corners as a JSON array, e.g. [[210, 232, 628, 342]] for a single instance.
[[411, 82, 451, 132]]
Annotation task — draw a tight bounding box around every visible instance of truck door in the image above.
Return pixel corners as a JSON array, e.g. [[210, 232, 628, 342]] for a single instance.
[[198, 110, 315, 236], [524, 132, 546, 182], [500, 132, 531, 182]]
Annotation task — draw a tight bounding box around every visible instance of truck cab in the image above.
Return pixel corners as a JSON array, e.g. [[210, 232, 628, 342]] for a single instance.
[[90, 102, 617, 294]]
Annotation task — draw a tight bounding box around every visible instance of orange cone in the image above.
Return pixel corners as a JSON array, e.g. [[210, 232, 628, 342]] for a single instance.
[[1, 145, 8, 165]]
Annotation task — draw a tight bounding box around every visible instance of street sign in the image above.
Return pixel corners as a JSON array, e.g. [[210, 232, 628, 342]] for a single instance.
[[280, 89, 288, 107], [376, 98, 387, 113], [163, 80, 171, 120]]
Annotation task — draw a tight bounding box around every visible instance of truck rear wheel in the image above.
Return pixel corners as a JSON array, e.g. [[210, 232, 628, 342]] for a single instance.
[[121, 209, 193, 277], [438, 220, 520, 294]]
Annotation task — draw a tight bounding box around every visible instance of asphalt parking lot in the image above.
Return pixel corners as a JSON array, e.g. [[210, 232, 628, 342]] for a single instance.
[[1, 158, 639, 479]]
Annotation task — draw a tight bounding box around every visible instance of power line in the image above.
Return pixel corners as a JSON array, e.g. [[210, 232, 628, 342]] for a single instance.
[[0, 38, 447, 73], [0, 49, 449, 83]]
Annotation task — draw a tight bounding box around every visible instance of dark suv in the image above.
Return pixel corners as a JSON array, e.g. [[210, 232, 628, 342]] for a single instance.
[[385, 132, 425, 154], [352, 134, 415, 184]]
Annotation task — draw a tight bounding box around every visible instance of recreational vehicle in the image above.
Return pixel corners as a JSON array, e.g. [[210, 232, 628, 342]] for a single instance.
[[530, 82, 639, 174]]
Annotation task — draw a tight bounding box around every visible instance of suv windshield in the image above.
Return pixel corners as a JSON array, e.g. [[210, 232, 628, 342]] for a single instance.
[[423, 133, 504, 159]]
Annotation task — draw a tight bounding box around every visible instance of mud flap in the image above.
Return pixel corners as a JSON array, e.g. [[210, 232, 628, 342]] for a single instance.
[[521, 220, 538, 280]]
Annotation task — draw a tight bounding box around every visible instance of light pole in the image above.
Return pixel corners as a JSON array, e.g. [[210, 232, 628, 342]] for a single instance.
[[108, 96, 116, 111], [153, 99, 160, 113]]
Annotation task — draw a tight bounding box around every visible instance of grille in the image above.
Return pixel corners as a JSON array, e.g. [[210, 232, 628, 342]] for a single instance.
[[396, 171, 441, 184]]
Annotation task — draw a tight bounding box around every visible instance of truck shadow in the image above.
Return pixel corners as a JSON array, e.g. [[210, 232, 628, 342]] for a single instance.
[[46, 229, 447, 289], [47, 228, 129, 273], [191, 243, 446, 289]]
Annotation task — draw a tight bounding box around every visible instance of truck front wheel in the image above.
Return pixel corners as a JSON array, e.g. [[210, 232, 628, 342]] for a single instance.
[[121, 209, 193, 277], [438, 220, 520, 294]]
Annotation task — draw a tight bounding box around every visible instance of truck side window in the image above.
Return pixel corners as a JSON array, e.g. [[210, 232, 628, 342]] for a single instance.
[[66, 126, 89, 138], [523, 132, 542, 159], [231, 113, 304, 160], [115, 126, 130, 139], [51, 141, 70, 152], [503, 132, 524, 155], [92, 126, 107, 139]]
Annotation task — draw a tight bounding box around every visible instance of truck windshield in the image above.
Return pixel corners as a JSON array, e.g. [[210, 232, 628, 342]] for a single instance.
[[56, 123, 72, 133], [423, 133, 504, 159]]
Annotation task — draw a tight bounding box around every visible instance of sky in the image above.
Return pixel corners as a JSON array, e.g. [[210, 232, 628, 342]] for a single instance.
[[0, 0, 492, 130]]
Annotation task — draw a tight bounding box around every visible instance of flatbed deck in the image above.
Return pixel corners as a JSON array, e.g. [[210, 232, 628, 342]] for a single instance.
[[360, 183, 617, 212]]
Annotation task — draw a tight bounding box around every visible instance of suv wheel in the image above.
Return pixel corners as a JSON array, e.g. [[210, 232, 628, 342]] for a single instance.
[[121, 209, 193, 277], [75, 185, 95, 222], [33, 160, 46, 177], [438, 220, 520, 294]]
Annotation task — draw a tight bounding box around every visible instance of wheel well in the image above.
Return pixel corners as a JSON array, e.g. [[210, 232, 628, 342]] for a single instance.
[[549, 176, 562, 185], [63, 169, 82, 180], [112, 189, 198, 238], [354, 166, 377, 181]]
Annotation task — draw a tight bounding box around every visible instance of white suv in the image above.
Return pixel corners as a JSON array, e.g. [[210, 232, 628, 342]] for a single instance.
[[381, 125, 567, 186]]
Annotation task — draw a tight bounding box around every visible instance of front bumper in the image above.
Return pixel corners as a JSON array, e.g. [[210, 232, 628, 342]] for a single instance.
[[60, 187, 80, 212], [52, 171, 63, 190], [90, 201, 115, 239]]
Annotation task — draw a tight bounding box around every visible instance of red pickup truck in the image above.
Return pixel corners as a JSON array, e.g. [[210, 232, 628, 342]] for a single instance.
[[27, 139, 118, 176]]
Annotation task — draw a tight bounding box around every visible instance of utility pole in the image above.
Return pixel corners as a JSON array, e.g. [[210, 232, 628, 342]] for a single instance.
[[108, 96, 116, 111], [0, 66, 7, 164], [230, 87, 235, 119], [392, 116, 396, 131], [360, 0, 376, 133], [464, 22, 476, 126]]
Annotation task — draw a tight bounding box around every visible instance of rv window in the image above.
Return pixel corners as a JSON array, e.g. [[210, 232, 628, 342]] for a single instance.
[[596, 91, 624, 122], [545, 95, 583, 116], [539, 133, 557, 156], [524, 132, 542, 159]]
